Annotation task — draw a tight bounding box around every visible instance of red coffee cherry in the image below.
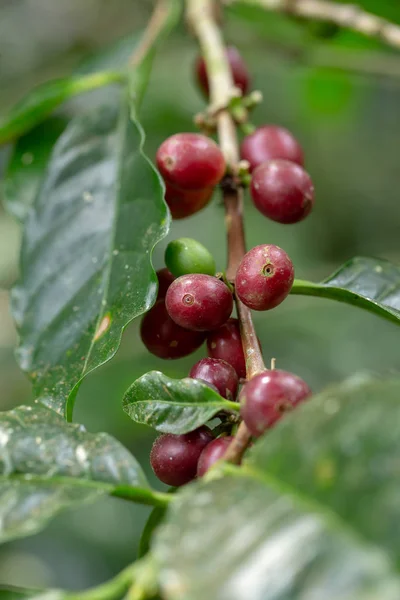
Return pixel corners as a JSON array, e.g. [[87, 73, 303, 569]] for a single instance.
[[164, 183, 213, 220], [240, 125, 304, 171], [156, 133, 226, 190], [196, 46, 250, 97], [251, 160, 314, 224], [235, 245, 294, 311], [166, 274, 233, 332], [156, 268, 175, 300], [189, 358, 239, 400], [197, 436, 234, 477], [150, 427, 214, 486], [207, 318, 246, 379], [140, 300, 205, 359], [240, 370, 311, 436]]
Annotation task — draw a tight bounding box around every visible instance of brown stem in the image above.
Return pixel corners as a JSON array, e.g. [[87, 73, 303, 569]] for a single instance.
[[129, 0, 173, 67]]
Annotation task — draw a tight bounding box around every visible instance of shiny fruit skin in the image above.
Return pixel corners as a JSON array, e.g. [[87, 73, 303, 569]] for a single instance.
[[240, 125, 304, 171], [140, 300, 205, 359], [156, 268, 175, 300], [197, 437, 234, 476], [240, 370, 311, 436], [166, 274, 233, 332], [235, 245, 294, 311], [196, 46, 250, 97], [165, 237, 216, 277], [189, 358, 239, 400], [207, 318, 246, 379], [164, 184, 213, 220]]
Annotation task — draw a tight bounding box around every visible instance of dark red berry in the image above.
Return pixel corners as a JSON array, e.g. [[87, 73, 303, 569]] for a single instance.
[[166, 274, 233, 332], [156, 268, 175, 300], [189, 358, 239, 400], [240, 125, 304, 171], [196, 46, 250, 97], [251, 160, 314, 224], [150, 427, 214, 486], [240, 370, 311, 436], [207, 318, 246, 379], [235, 245, 294, 311], [164, 183, 213, 220], [140, 300, 205, 359], [156, 133, 226, 190], [197, 436, 234, 477]]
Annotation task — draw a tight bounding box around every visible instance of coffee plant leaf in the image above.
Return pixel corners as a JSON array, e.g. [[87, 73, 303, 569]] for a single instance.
[[123, 371, 239, 434]]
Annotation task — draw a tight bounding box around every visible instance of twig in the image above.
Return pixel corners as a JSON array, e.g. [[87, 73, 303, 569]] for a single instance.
[[130, 0, 175, 67], [223, 0, 400, 51]]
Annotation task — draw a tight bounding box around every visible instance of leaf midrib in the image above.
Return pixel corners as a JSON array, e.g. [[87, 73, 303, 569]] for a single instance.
[[129, 399, 239, 411]]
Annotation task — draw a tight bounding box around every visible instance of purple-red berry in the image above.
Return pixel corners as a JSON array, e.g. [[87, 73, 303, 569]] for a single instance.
[[207, 318, 246, 379], [240, 370, 311, 436], [189, 358, 239, 400], [164, 184, 213, 220], [140, 300, 205, 359], [156, 133, 226, 190], [251, 160, 314, 224], [241, 125, 304, 172], [197, 436, 234, 477], [156, 268, 175, 300], [235, 245, 294, 311], [166, 274, 233, 332], [196, 46, 250, 97], [150, 427, 214, 486]]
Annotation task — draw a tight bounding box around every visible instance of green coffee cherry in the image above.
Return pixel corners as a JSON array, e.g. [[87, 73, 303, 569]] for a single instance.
[[165, 237, 216, 277]]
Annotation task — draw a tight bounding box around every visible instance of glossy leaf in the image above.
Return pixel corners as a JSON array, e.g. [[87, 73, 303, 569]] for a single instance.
[[12, 97, 169, 420], [123, 371, 239, 434], [154, 377, 400, 599], [0, 405, 151, 544], [291, 257, 400, 325], [0, 72, 125, 146]]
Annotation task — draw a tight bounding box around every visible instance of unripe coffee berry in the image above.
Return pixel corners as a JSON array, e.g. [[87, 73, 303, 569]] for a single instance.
[[156, 268, 175, 300], [240, 370, 311, 436], [207, 318, 246, 379], [235, 245, 294, 311], [189, 357, 239, 400], [166, 274, 233, 332], [251, 160, 314, 224], [157, 133, 226, 190], [196, 46, 250, 97], [165, 238, 216, 278], [140, 300, 205, 359], [197, 436, 234, 477], [164, 184, 213, 220], [240, 125, 304, 171], [150, 427, 213, 486]]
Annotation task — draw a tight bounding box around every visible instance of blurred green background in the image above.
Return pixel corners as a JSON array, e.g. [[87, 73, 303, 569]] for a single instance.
[[1, 0, 400, 594]]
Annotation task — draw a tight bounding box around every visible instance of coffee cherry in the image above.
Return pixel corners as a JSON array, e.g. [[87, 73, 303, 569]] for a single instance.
[[165, 238, 216, 278], [150, 427, 214, 486], [166, 274, 233, 332], [164, 184, 213, 220], [196, 46, 250, 97], [189, 358, 239, 400], [207, 318, 246, 379], [140, 300, 205, 359], [240, 125, 304, 171], [157, 133, 226, 190], [240, 370, 311, 436], [197, 436, 234, 477], [251, 160, 314, 224], [156, 268, 175, 300], [235, 245, 294, 311]]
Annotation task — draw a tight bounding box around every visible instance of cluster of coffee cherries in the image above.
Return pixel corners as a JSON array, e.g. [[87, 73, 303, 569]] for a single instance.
[[141, 46, 314, 487]]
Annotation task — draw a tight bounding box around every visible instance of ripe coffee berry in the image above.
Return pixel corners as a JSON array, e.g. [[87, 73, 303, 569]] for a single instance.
[[240, 370, 311, 436], [157, 133, 226, 190], [235, 245, 294, 311], [140, 300, 205, 359], [251, 160, 314, 224], [166, 274, 233, 332], [240, 125, 304, 171], [156, 268, 175, 300], [165, 238, 216, 278], [189, 358, 239, 400], [197, 436, 234, 477], [207, 318, 246, 379], [164, 184, 213, 220], [196, 46, 250, 97], [150, 427, 213, 487]]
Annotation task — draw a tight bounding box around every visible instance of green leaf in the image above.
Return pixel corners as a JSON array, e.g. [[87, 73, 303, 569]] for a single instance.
[[153, 377, 400, 599], [291, 257, 400, 325], [0, 72, 126, 146], [123, 371, 239, 434], [0, 404, 152, 544], [138, 505, 167, 559], [11, 95, 169, 420]]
